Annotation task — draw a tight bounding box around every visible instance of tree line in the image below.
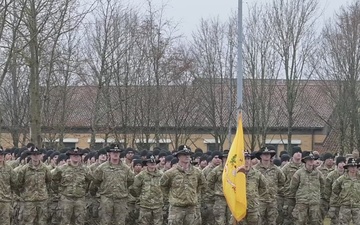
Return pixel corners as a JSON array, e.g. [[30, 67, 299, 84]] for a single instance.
[[0, 0, 358, 154]]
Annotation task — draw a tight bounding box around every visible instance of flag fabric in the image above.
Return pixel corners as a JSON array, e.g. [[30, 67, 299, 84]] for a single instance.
[[222, 112, 247, 222]]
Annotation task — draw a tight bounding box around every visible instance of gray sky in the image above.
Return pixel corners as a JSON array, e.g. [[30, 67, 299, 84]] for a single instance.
[[141, 0, 348, 37]]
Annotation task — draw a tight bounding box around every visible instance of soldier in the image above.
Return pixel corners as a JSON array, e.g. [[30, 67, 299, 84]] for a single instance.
[[17, 147, 52, 225], [126, 158, 143, 225], [130, 154, 163, 225], [87, 149, 108, 225], [0, 147, 18, 225], [254, 146, 285, 225], [90, 146, 134, 225], [157, 151, 167, 171], [281, 146, 303, 225], [52, 148, 93, 225], [289, 151, 324, 225], [207, 151, 231, 225], [160, 145, 206, 225], [124, 148, 135, 167], [332, 158, 360, 225], [236, 151, 268, 225], [318, 152, 335, 221], [163, 155, 173, 172], [324, 156, 346, 225], [202, 151, 224, 225]]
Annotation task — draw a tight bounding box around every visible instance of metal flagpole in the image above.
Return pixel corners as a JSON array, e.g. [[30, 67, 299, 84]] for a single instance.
[[237, 0, 243, 110], [233, 1, 243, 224]]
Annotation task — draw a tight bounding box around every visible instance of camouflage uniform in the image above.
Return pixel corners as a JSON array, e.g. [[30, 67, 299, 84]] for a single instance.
[[318, 165, 335, 221], [130, 168, 163, 225], [48, 168, 61, 225], [17, 162, 52, 225], [332, 173, 360, 225], [289, 166, 324, 225], [254, 163, 285, 225], [324, 170, 344, 225], [160, 164, 206, 225], [207, 164, 230, 225], [0, 162, 18, 225], [237, 167, 267, 225], [87, 162, 102, 225], [89, 161, 134, 225], [52, 163, 92, 225], [281, 160, 303, 225], [201, 163, 216, 225], [12, 165, 24, 225]]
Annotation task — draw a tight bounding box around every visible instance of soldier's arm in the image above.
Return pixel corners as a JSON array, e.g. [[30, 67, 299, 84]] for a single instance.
[[160, 171, 171, 195], [129, 173, 142, 197], [289, 171, 300, 196], [85, 167, 94, 193], [45, 167, 52, 193], [198, 170, 207, 193], [331, 176, 342, 197], [206, 169, 216, 196], [323, 174, 333, 202], [127, 168, 135, 188], [319, 172, 325, 199], [277, 168, 286, 195], [9, 167, 18, 194], [89, 167, 103, 196], [17, 166, 25, 191], [258, 173, 268, 195]]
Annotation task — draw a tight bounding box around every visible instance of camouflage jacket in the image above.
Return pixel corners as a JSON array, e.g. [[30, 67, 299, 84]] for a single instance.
[[202, 163, 217, 202], [281, 160, 303, 198], [246, 168, 268, 210], [90, 161, 134, 199], [289, 166, 324, 204], [324, 169, 344, 207], [255, 163, 285, 201], [318, 165, 335, 179], [17, 162, 52, 202], [130, 168, 163, 209], [52, 163, 92, 198], [0, 163, 18, 202], [160, 164, 206, 207], [332, 173, 360, 207], [206, 164, 224, 197]]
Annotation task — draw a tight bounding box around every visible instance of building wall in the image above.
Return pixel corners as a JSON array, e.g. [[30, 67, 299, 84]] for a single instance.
[[0, 131, 327, 154]]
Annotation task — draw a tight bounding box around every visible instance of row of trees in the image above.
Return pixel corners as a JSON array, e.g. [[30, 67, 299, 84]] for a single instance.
[[0, 0, 357, 153]]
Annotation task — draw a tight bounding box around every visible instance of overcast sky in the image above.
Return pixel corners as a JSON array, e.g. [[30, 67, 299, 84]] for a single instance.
[[133, 0, 349, 37]]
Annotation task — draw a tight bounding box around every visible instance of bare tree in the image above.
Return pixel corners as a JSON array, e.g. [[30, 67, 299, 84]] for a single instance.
[[269, 0, 319, 152], [243, 3, 280, 151], [191, 16, 237, 151], [317, 1, 360, 154]]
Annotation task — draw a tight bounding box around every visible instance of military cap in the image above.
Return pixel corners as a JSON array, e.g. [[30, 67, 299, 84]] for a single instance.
[[142, 154, 160, 166], [165, 155, 174, 162], [199, 155, 208, 162], [244, 150, 255, 159], [28, 146, 41, 155], [194, 148, 203, 154], [66, 147, 83, 156], [281, 154, 291, 163], [173, 145, 192, 157], [153, 148, 161, 156], [211, 151, 223, 159], [223, 149, 230, 158], [50, 151, 60, 159], [321, 152, 334, 161], [159, 150, 167, 158], [133, 159, 143, 166], [291, 146, 302, 156], [301, 151, 318, 163], [140, 149, 148, 157], [336, 156, 346, 166], [170, 158, 178, 167], [255, 146, 276, 160], [56, 153, 68, 164], [125, 147, 135, 154], [108, 145, 122, 153], [97, 149, 107, 156], [344, 158, 359, 169], [273, 158, 281, 167]]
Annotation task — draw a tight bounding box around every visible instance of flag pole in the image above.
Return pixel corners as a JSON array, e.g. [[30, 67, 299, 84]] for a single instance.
[[237, 0, 243, 111], [234, 0, 243, 224]]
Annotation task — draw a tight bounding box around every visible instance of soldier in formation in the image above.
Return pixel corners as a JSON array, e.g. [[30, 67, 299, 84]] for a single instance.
[[1, 142, 360, 225]]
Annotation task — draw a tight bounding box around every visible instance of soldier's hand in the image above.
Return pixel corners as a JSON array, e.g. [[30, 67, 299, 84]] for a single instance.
[[236, 165, 246, 174]]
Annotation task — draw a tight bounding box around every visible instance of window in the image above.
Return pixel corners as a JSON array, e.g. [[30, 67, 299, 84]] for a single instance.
[[158, 143, 169, 150], [284, 144, 298, 152], [207, 143, 217, 152], [63, 142, 76, 149]]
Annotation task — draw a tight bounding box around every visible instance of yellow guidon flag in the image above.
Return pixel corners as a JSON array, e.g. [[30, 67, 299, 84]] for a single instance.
[[222, 113, 247, 222]]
